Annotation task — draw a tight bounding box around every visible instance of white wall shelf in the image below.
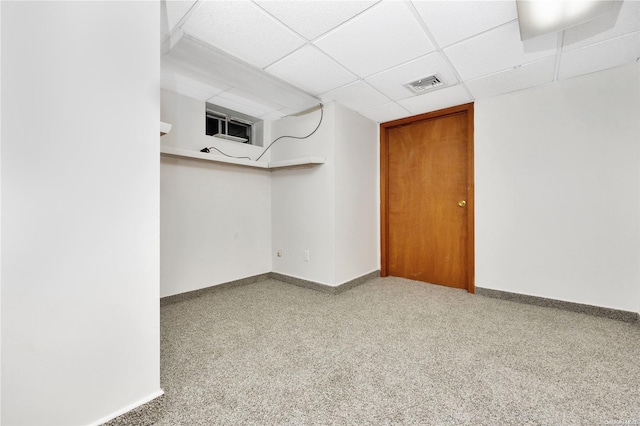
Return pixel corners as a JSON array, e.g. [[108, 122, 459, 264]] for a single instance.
[[160, 121, 172, 136], [269, 157, 326, 170], [160, 146, 325, 171]]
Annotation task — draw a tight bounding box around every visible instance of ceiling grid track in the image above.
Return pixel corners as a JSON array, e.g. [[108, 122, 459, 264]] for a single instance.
[[160, 0, 639, 123], [161, 0, 205, 55]]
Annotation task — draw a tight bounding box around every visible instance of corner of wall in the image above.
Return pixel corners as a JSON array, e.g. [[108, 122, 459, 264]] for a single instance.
[[475, 63, 640, 312], [332, 102, 379, 284], [160, 89, 272, 297], [270, 102, 337, 285], [0, 1, 3, 421]]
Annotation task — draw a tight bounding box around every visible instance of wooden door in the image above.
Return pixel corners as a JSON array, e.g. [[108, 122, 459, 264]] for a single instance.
[[381, 104, 474, 292]]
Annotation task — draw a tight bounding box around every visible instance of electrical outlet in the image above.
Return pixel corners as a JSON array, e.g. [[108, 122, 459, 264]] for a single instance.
[[304, 250, 310, 262]]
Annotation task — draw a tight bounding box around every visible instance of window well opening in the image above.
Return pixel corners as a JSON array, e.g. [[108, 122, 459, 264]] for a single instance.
[[205, 103, 263, 146]]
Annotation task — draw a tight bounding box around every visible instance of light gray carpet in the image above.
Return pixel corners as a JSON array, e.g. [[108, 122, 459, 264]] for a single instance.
[[156, 277, 640, 425]]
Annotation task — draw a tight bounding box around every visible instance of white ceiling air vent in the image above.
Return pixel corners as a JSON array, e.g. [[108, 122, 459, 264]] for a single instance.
[[404, 74, 446, 95]]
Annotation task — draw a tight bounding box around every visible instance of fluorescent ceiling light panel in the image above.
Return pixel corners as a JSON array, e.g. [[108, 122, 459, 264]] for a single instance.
[[517, 0, 620, 40]]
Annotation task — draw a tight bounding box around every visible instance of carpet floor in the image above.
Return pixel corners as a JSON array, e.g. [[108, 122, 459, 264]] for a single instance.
[[156, 277, 640, 425]]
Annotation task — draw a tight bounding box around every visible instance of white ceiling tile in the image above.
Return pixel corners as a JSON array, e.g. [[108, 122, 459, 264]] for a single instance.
[[563, 1, 640, 51], [444, 21, 558, 81], [558, 31, 640, 81], [412, 0, 517, 48], [365, 52, 459, 100], [320, 80, 390, 112], [255, 1, 378, 40], [164, 1, 637, 119], [161, 1, 197, 38], [266, 45, 357, 95], [397, 84, 471, 115], [314, 2, 435, 77], [182, 1, 305, 68], [358, 102, 411, 123], [466, 56, 556, 100]]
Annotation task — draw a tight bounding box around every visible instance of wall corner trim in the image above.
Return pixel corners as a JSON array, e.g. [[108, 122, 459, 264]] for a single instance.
[[161, 273, 272, 306], [160, 270, 382, 306], [270, 270, 380, 295], [91, 391, 165, 426]]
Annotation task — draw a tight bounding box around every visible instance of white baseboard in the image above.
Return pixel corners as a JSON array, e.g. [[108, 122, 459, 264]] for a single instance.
[[88, 389, 164, 426]]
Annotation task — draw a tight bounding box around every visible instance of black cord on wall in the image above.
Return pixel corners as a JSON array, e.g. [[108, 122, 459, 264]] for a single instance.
[[255, 105, 323, 162], [200, 103, 324, 162], [200, 146, 252, 160]]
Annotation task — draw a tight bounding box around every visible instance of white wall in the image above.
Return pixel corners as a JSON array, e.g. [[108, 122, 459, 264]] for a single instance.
[[334, 103, 379, 284], [160, 90, 272, 297], [162, 96, 378, 291], [2, 2, 161, 425], [0, 1, 3, 421], [271, 104, 337, 284], [475, 63, 640, 313], [271, 102, 379, 285]]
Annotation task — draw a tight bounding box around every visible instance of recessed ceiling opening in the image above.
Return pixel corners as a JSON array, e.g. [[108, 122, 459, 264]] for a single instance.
[[404, 74, 447, 95]]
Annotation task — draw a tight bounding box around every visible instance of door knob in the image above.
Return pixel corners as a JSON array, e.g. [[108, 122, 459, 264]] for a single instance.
[[458, 200, 466, 207]]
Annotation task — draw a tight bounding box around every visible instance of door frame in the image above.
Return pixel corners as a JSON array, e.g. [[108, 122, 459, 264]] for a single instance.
[[380, 102, 475, 293]]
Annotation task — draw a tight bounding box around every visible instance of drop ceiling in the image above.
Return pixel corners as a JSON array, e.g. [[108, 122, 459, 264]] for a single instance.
[[161, 0, 640, 123]]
